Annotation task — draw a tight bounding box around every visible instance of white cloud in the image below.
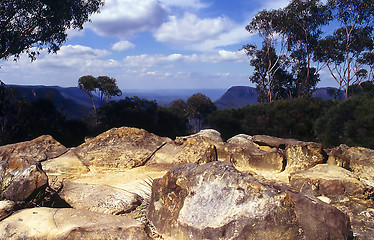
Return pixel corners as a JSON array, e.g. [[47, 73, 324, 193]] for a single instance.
[[191, 25, 249, 51], [160, 0, 210, 9], [154, 13, 233, 46], [122, 50, 247, 68], [111, 40, 135, 51], [88, 0, 167, 38]]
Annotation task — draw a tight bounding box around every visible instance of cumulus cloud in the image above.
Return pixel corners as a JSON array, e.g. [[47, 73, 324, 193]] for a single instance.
[[123, 50, 246, 68], [160, 0, 210, 9], [153, 13, 233, 46], [191, 26, 249, 51], [111, 40, 135, 51], [88, 0, 167, 38]]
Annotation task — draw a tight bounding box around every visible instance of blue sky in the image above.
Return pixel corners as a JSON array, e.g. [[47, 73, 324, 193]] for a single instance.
[[0, 0, 336, 90]]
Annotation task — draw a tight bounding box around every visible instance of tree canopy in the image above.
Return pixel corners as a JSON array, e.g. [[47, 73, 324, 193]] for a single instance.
[[314, 0, 374, 98], [244, 0, 374, 101], [186, 93, 216, 132], [78, 75, 122, 116], [0, 0, 104, 61]]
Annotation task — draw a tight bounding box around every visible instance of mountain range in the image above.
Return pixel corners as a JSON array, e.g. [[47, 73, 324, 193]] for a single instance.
[[7, 85, 343, 119], [215, 86, 344, 109]]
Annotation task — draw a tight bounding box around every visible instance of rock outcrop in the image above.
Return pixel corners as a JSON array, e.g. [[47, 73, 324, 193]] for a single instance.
[[0, 135, 67, 162], [0, 156, 48, 202], [59, 181, 142, 215], [339, 147, 374, 187], [2, 128, 374, 239], [146, 135, 217, 168], [0, 207, 150, 239], [0, 200, 14, 220], [41, 150, 90, 175], [72, 127, 171, 169], [289, 164, 372, 200], [147, 161, 353, 240], [217, 134, 286, 172]]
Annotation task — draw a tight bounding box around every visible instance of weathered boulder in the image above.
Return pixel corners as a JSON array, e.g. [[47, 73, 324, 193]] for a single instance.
[[333, 199, 374, 240], [216, 134, 286, 173], [147, 161, 353, 240], [0, 156, 48, 202], [0, 135, 67, 162], [252, 135, 298, 148], [0, 200, 15, 220], [42, 149, 89, 175], [0, 207, 150, 239], [145, 135, 217, 168], [59, 181, 142, 215], [252, 135, 326, 173], [340, 147, 374, 187], [217, 142, 285, 172], [326, 144, 350, 168], [227, 134, 253, 145], [289, 164, 373, 200], [73, 127, 171, 169], [177, 129, 223, 143], [285, 141, 326, 173]]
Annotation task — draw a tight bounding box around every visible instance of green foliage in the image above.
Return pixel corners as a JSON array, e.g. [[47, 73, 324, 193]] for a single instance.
[[97, 76, 122, 106], [209, 85, 374, 149], [78, 75, 122, 116], [314, 0, 374, 98], [186, 93, 217, 132], [98, 97, 158, 131], [97, 97, 190, 138], [315, 93, 374, 148], [0, 0, 104, 61], [245, 0, 374, 100]]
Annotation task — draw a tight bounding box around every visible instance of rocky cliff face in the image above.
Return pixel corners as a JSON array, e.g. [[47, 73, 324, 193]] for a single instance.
[[0, 126, 373, 239]]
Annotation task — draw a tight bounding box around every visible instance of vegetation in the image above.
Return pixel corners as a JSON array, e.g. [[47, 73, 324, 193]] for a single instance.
[[78, 75, 122, 116], [208, 81, 374, 148], [244, 0, 374, 102], [0, 0, 104, 61], [1, 0, 373, 150]]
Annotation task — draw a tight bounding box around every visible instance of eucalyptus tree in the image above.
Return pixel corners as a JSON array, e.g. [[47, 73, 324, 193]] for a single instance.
[[0, 0, 104, 61], [243, 9, 290, 103], [280, 0, 330, 97], [97, 76, 122, 107], [186, 93, 216, 132], [78, 75, 99, 115], [314, 0, 374, 98]]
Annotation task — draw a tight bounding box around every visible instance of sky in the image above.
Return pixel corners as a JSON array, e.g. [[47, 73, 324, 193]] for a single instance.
[[0, 0, 337, 90]]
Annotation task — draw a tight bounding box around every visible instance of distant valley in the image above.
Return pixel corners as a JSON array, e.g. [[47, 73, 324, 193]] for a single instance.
[[8, 85, 343, 119]]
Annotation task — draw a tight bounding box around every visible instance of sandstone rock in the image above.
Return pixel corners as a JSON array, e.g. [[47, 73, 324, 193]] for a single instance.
[[289, 164, 372, 200], [0, 157, 48, 201], [285, 141, 326, 173], [0, 135, 67, 162], [326, 144, 350, 168], [341, 147, 374, 187], [145, 135, 217, 168], [59, 181, 142, 215], [0, 207, 150, 239], [216, 134, 285, 173], [73, 127, 171, 169], [333, 199, 374, 240], [217, 142, 285, 172], [147, 161, 353, 240], [178, 129, 223, 143], [227, 134, 253, 145], [251, 135, 326, 173], [252, 135, 300, 148], [0, 200, 15, 220], [42, 150, 90, 175]]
